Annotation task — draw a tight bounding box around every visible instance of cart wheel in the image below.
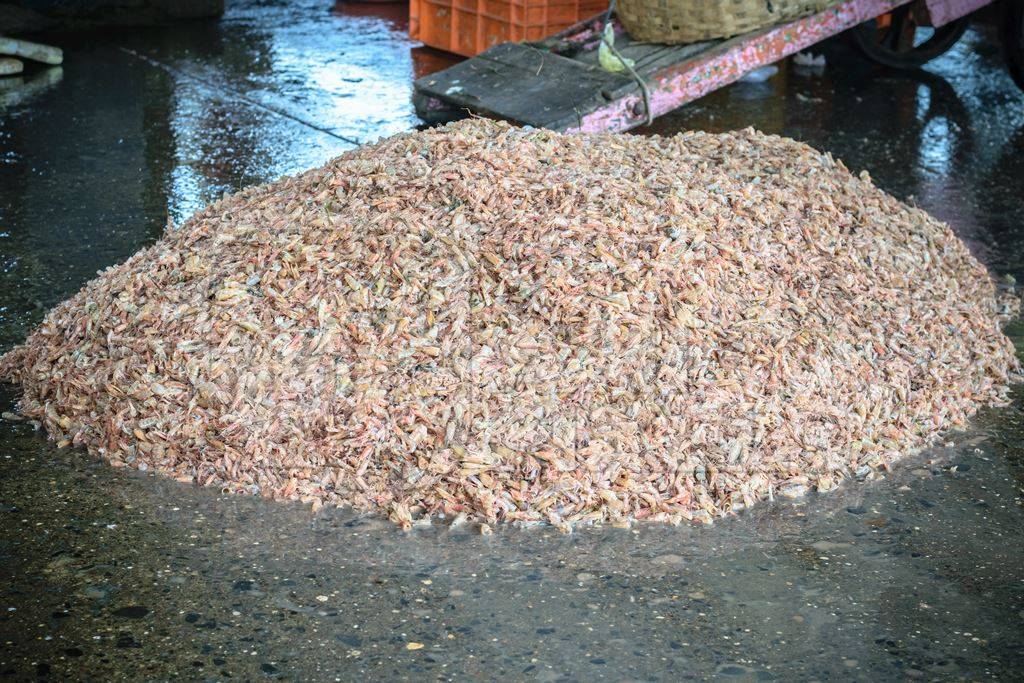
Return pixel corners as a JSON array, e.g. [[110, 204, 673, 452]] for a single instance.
[[1001, 0, 1024, 90], [850, 4, 969, 68]]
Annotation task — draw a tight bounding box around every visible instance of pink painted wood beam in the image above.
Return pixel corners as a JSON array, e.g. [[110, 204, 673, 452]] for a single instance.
[[924, 0, 990, 26]]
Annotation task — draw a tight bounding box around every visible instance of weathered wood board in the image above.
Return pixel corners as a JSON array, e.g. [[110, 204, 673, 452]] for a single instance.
[[413, 34, 716, 130]]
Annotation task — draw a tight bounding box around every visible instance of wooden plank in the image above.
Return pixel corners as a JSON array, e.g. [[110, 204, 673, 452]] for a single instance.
[[574, 37, 716, 73], [923, 0, 989, 26], [411, 37, 709, 129], [573, 39, 719, 103], [0, 57, 23, 76], [414, 42, 634, 129], [0, 36, 63, 65]]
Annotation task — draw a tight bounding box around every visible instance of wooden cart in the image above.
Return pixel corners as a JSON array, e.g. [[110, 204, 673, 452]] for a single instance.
[[413, 0, 1024, 132]]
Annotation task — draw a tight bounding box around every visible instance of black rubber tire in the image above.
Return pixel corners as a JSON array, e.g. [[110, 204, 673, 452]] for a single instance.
[[850, 5, 970, 69], [1000, 0, 1024, 91]]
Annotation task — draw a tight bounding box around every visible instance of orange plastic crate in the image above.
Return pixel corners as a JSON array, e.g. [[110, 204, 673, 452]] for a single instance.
[[410, 0, 607, 57]]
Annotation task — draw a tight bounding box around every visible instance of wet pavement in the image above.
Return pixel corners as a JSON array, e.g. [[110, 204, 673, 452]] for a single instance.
[[2, 2, 1024, 680]]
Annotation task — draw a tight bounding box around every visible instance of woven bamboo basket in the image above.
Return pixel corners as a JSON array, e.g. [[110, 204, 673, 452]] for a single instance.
[[616, 0, 833, 43]]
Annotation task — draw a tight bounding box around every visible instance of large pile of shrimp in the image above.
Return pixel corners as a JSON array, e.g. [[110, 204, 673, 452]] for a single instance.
[[2, 119, 1018, 530]]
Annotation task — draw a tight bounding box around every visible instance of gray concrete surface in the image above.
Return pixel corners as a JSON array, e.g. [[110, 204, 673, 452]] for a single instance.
[[1, 1, 1023, 679]]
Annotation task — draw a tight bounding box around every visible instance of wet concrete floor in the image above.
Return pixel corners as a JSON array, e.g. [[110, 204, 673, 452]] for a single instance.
[[1, 1, 1024, 679]]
